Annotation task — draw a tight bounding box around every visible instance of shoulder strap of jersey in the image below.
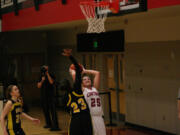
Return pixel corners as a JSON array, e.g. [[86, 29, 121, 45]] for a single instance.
[[9, 99, 15, 104]]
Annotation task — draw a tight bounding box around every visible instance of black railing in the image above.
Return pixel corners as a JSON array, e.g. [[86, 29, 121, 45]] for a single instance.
[[99, 91, 117, 126]]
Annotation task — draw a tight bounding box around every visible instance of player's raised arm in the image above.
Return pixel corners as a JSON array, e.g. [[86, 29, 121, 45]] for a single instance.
[[83, 69, 100, 90], [62, 49, 83, 91]]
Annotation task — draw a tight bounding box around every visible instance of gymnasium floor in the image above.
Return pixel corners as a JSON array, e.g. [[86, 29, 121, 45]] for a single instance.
[[18, 108, 163, 135]]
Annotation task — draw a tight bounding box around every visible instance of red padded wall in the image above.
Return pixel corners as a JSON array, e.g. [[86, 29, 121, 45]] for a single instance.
[[2, 0, 84, 31], [148, 0, 180, 9], [2, 0, 180, 31]]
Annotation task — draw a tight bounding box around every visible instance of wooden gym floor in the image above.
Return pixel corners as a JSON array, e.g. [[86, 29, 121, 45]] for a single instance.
[[1, 108, 166, 135]]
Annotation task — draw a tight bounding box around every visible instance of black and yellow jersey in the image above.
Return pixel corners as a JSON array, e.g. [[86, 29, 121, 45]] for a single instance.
[[66, 91, 89, 116], [62, 55, 93, 135], [7, 99, 22, 131], [62, 55, 90, 116]]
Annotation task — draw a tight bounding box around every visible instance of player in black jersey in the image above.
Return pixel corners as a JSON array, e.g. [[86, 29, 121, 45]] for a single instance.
[[0, 85, 40, 135], [61, 49, 93, 135]]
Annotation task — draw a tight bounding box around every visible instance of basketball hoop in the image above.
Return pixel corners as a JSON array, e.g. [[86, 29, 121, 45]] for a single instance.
[[80, 1, 111, 33], [80, 0, 143, 33]]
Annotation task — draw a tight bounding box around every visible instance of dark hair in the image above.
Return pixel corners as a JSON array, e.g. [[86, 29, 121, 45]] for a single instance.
[[7, 85, 16, 99], [82, 74, 91, 80], [82, 73, 89, 78]]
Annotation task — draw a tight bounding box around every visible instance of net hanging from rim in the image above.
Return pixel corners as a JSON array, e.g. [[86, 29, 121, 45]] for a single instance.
[[80, 1, 110, 33]]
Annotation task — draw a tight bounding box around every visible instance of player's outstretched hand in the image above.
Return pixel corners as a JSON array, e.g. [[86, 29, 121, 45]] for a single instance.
[[32, 118, 40, 125], [82, 68, 86, 74], [62, 49, 72, 57]]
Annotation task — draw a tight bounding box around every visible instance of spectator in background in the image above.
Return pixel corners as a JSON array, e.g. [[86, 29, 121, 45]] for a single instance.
[[37, 65, 60, 131]]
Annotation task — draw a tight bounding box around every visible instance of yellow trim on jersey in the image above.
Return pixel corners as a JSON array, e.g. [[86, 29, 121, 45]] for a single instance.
[[9, 130, 15, 135], [10, 102, 22, 111], [67, 94, 71, 107], [72, 91, 84, 97], [7, 112, 13, 130]]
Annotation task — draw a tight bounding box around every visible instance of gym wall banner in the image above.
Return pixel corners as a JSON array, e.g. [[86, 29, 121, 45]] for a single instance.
[[2, 0, 180, 31], [148, 0, 180, 9]]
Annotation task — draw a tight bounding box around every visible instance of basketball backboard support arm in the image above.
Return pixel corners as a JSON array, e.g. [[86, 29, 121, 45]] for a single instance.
[[13, 0, 19, 16], [34, 0, 40, 11], [98, 0, 147, 15]]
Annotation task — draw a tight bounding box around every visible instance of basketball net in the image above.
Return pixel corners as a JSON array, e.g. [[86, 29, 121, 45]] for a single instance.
[[80, 1, 110, 33]]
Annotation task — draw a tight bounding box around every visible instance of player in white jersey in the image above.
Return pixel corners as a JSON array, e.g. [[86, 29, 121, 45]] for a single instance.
[[69, 68, 106, 135], [82, 70, 106, 135]]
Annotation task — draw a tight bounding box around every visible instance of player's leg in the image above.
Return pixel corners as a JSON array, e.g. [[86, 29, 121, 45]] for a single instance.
[[81, 113, 93, 135], [69, 116, 82, 135], [91, 116, 98, 135], [92, 116, 106, 135]]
